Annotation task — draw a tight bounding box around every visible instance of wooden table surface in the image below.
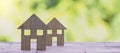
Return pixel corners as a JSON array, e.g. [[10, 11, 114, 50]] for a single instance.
[[0, 42, 120, 53]]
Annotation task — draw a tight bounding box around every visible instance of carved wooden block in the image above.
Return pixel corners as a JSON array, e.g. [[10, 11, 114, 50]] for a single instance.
[[18, 14, 66, 51], [47, 18, 66, 46], [18, 14, 48, 50]]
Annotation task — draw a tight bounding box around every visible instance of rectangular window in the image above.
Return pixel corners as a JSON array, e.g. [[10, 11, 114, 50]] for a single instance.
[[57, 30, 62, 34], [24, 30, 31, 36], [47, 30, 52, 34], [37, 30, 43, 36]]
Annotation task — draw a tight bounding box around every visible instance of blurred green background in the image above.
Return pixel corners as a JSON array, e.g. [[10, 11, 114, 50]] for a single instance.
[[0, 0, 120, 42]]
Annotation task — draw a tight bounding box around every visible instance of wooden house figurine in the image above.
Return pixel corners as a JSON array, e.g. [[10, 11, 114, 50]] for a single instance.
[[18, 14, 48, 50], [46, 18, 66, 46]]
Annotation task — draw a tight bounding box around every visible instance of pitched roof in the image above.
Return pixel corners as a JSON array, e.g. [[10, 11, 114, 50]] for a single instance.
[[47, 18, 66, 29], [18, 14, 48, 29]]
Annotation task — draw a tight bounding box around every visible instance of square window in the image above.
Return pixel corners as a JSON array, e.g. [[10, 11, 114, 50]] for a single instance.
[[37, 30, 43, 36], [47, 30, 52, 34], [57, 30, 62, 34], [24, 30, 31, 36]]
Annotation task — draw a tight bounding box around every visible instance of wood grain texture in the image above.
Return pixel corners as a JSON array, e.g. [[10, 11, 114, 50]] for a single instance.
[[18, 14, 48, 50], [46, 18, 66, 46], [18, 14, 67, 50], [0, 42, 120, 53], [46, 34, 52, 46]]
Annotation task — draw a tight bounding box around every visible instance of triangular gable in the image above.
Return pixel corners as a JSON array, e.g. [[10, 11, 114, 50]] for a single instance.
[[18, 14, 48, 29], [47, 18, 66, 29]]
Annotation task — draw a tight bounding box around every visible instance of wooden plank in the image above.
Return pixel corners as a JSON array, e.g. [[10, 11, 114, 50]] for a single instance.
[[0, 42, 120, 53]]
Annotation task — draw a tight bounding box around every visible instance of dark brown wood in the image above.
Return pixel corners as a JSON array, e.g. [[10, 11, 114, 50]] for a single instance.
[[37, 37, 46, 50], [47, 18, 66, 46], [47, 18, 66, 29], [21, 35, 30, 50], [18, 15, 66, 51], [18, 14, 48, 51], [46, 34, 52, 46], [18, 14, 48, 29]]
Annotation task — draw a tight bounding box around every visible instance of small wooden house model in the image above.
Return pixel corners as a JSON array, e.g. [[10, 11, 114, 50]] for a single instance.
[[46, 18, 66, 46], [18, 14, 48, 50]]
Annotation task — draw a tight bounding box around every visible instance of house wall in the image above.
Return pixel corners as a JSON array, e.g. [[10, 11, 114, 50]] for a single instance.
[[21, 29, 47, 50], [46, 29, 64, 46], [57, 29, 64, 46], [21, 29, 30, 50]]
